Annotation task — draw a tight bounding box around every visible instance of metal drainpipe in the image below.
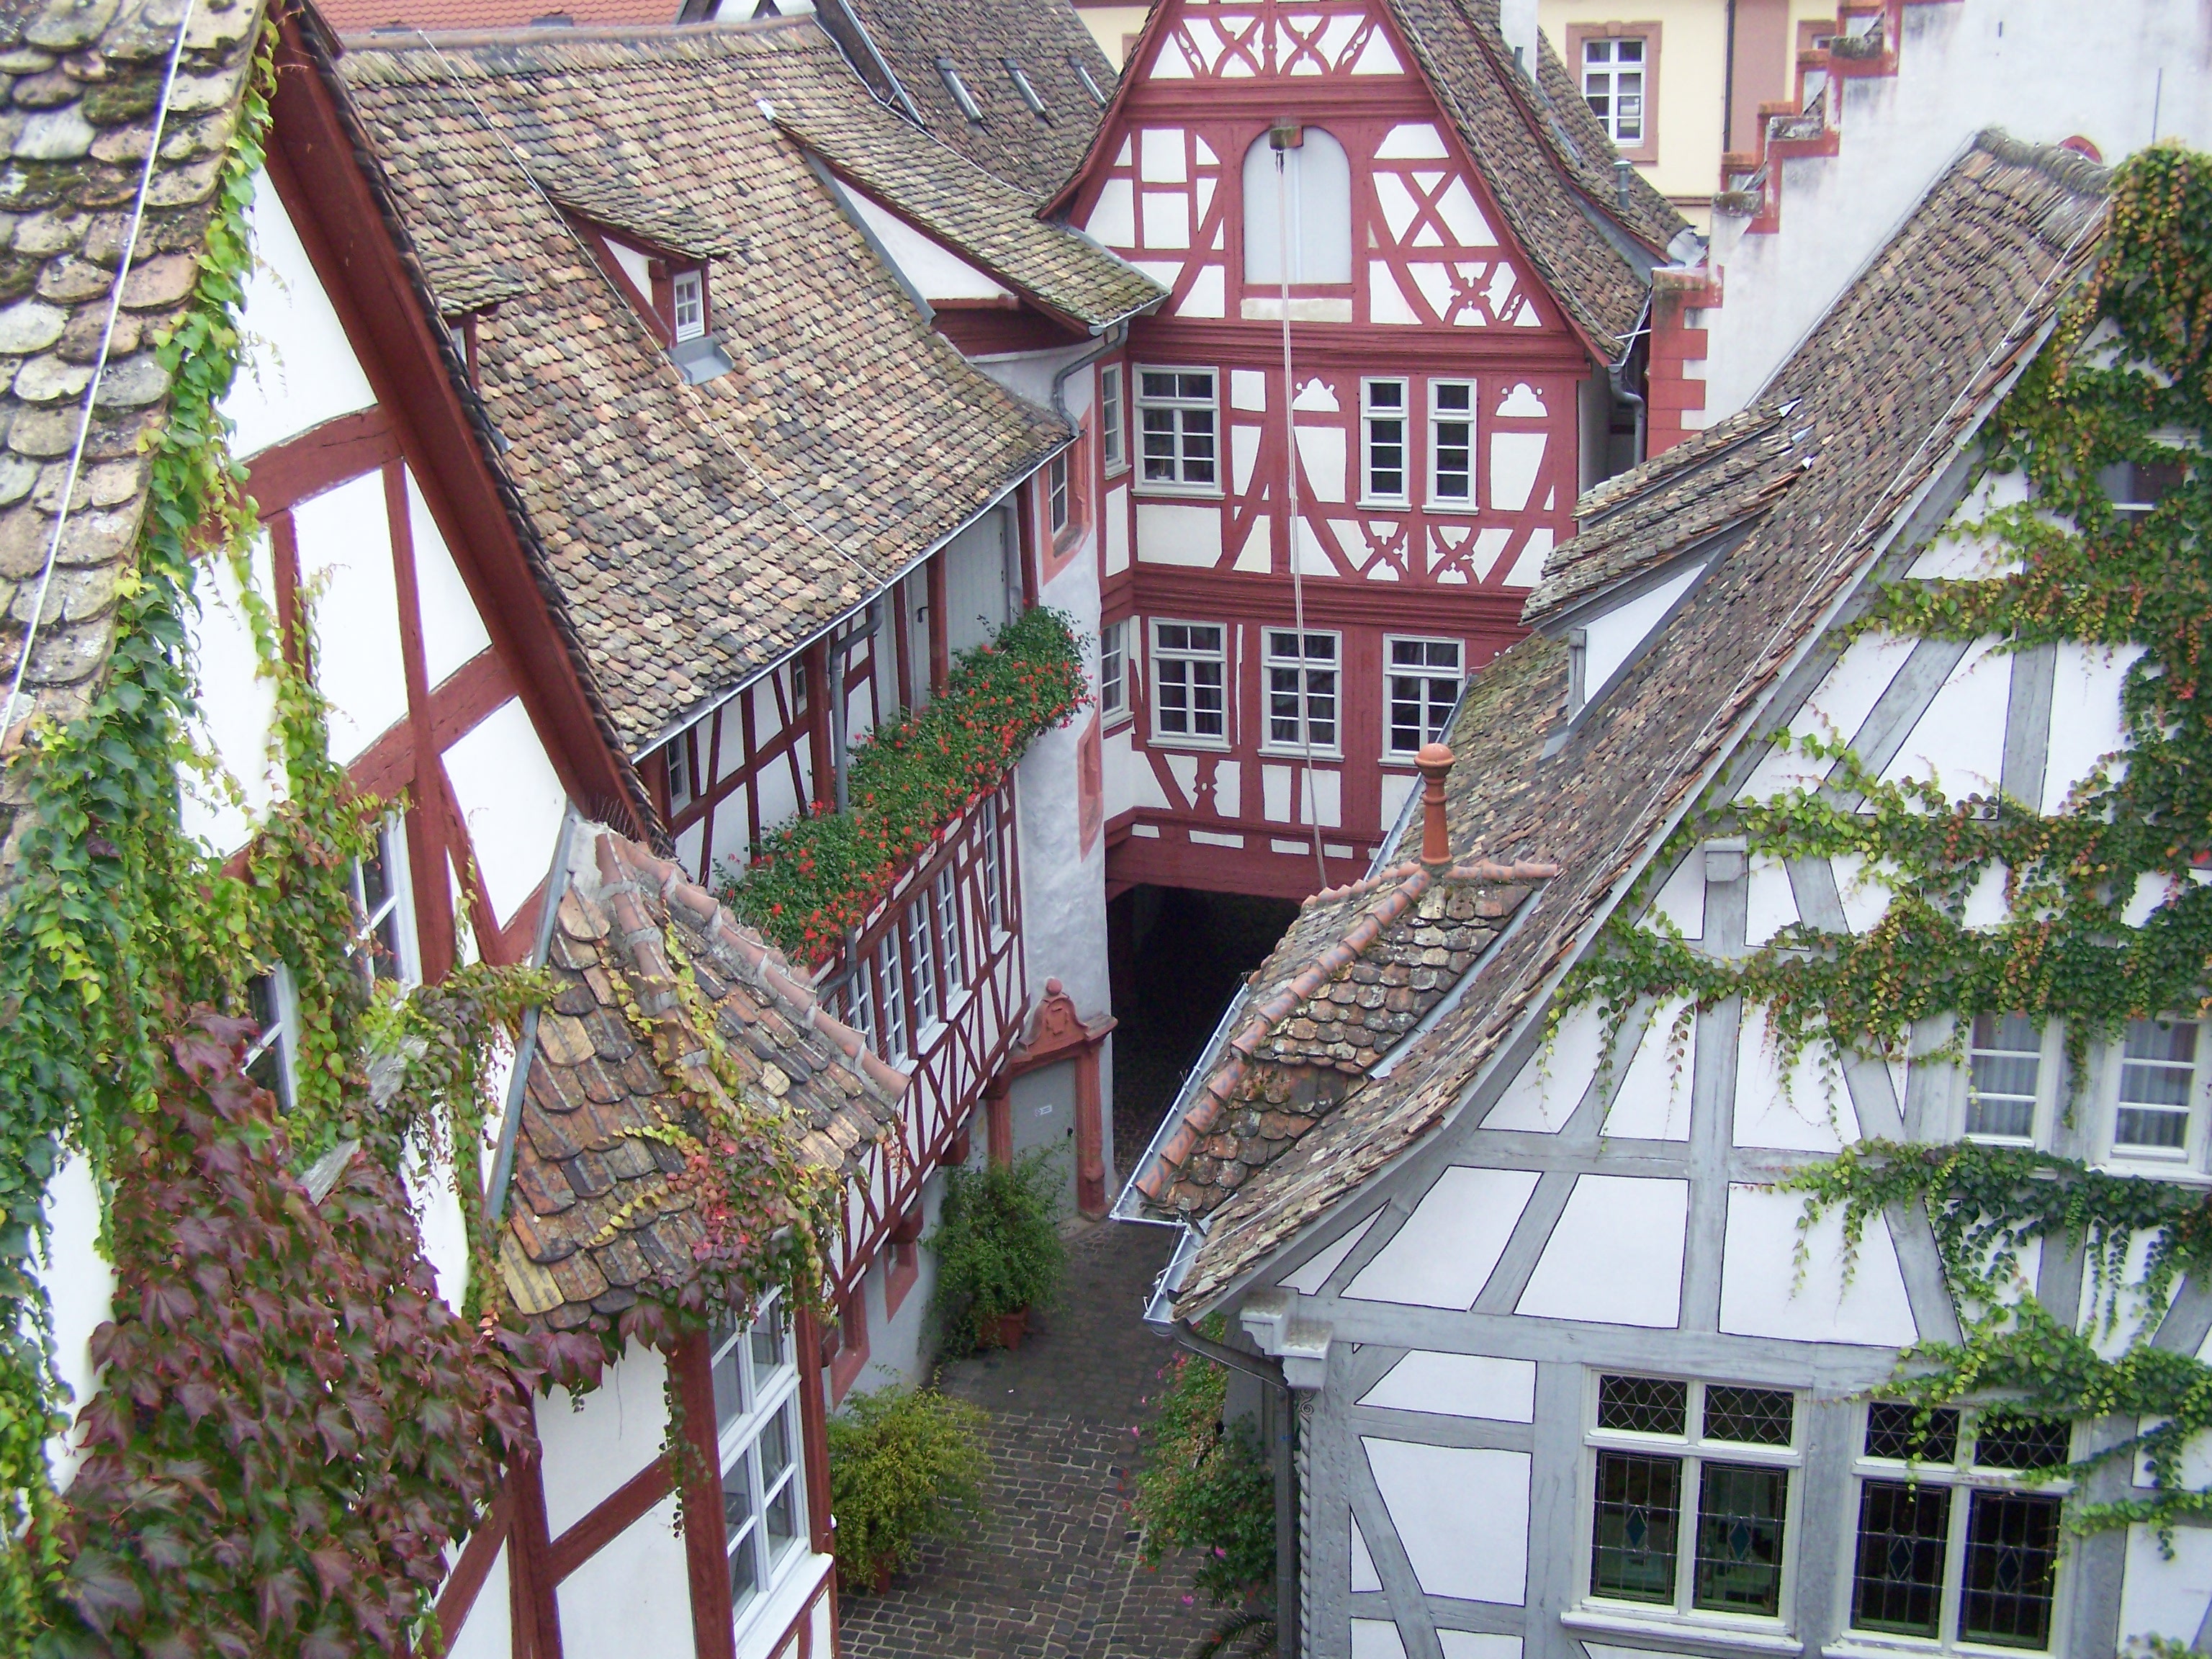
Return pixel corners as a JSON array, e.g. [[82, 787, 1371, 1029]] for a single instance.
[[1608, 295, 1653, 468], [1051, 319, 1126, 426], [1171, 1320, 1298, 1656], [1722, 0, 1740, 156]]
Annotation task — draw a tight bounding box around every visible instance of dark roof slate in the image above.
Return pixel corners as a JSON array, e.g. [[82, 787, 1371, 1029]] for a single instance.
[[500, 830, 904, 1329], [1169, 132, 2112, 1317], [338, 22, 1069, 753]]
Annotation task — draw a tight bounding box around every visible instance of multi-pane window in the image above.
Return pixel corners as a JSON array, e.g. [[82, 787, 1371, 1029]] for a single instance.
[[1362, 379, 1408, 503], [1582, 36, 1646, 145], [1048, 451, 1071, 536], [1431, 380, 1474, 503], [244, 963, 297, 1108], [1100, 364, 1125, 473], [670, 269, 705, 342], [1264, 630, 1339, 754], [709, 1295, 806, 1623], [934, 867, 964, 993], [1385, 637, 1462, 756], [848, 957, 879, 1053], [1586, 1375, 1799, 1621], [1138, 369, 1218, 490], [1966, 1014, 2043, 1143], [1099, 618, 1130, 721], [1151, 621, 1227, 743], [981, 794, 1006, 934], [2114, 1016, 2201, 1156], [1851, 1403, 2069, 1652], [350, 819, 416, 986], [662, 731, 694, 811], [878, 927, 909, 1062], [906, 898, 940, 1030]]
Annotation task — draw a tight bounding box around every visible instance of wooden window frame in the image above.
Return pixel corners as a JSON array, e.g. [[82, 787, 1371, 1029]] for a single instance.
[[1566, 22, 1662, 166], [1135, 367, 1222, 497], [1100, 362, 1128, 475], [1149, 618, 1230, 750]]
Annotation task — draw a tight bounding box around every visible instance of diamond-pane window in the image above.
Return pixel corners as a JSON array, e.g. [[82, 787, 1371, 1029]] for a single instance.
[[1693, 1463, 1786, 1615], [1704, 1385, 1796, 1447], [1852, 1480, 1949, 1637], [1591, 1450, 1680, 1603], [1973, 1418, 2071, 1473], [1598, 1375, 1689, 1436], [1864, 1402, 1960, 1463], [1959, 1491, 2060, 1647]]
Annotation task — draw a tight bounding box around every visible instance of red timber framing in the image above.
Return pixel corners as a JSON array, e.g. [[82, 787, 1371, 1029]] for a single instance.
[[1053, 0, 1653, 903]]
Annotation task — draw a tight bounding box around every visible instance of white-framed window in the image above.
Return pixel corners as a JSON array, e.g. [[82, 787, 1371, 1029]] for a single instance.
[[662, 731, 695, 811], [1071, 54, 1107, 107], [1430, 379, 1475, 504], [1582, 36, 1647, 145], [1004, 57, 1048, 117], [1048, 451, 1071, 536], [905, 898, 940, 1031], [878, 928, 909, 1063], [1385, 637, 1462, 755], [934, 866, 965, 992], [980, 794, 1006, 934], [1100, 363, 1126, 474], [1963, 1013, 2056, 1146], [1583, 1373, 1799, 1623], [1848, 1402, 2070, 1652], [935, 55, 983, 122], [1099, 618, 1130, 722], [1137, 369, 1218, 491], [2108, 1015, 2206, 1162], [2098, 458, 2188, 517], [848, 957, 879, 1054], [1362, 379, 1408, 504], [1264, 629, 1339, 755], [709, 1293, 808, 1627], [244, 962, 299, 1108], [351, 818, 418, 986], [1151, 620, 1227, 745], [670, 269, 706, 342]]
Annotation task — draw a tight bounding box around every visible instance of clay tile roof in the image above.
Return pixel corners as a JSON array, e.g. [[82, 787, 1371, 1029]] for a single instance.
[[0, 0, 266, 882], [337, 22, 1069, 754], [1125, 855, 1556, 1223], [765, 70, 1162, 328], [320, 0, 678, 31], [809, 0, 1116, 195], [1166, 131, 2111, 1317], [500, 829, 905, 1329]]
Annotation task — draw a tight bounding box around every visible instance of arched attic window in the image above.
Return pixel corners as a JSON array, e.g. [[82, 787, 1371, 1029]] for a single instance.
[[1242, 127, 1352, 286]]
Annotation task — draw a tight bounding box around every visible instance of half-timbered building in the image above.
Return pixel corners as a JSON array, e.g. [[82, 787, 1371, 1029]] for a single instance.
[[1119, 131, 2212, 1659], [1046, 0, 1694, 901]]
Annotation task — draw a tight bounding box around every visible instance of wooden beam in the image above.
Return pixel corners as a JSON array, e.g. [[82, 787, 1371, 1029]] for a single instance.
[[547, 1458, 675, 1582]]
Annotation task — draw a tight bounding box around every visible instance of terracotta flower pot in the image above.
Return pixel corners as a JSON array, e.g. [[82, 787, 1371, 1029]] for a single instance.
[[870, 1559, 896, 1596], [989, 1307, 1030, 1350]]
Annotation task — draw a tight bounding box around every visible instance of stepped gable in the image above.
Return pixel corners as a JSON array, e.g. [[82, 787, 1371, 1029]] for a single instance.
[[0, 0, 267, 881], [1521, 403, 1808, 624], [804, 0, 1116, 196], [500, 830, 905, 1331], [1128, 855, 1552, 1221], [336, 22, 1067, 753], [1167, 132, 2110, 1317], [761, 52, 1162, 329]]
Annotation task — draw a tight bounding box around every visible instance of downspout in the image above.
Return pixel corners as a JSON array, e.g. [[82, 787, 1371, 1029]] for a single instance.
[[1608, 293, 1653, 468], [1722, 0, 1740, 157], [1051, 318, 1126, 426], [1169, 1320, 1298, 1658]]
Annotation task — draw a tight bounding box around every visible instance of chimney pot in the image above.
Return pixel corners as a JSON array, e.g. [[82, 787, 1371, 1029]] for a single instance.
[[1416, 743, 1454, 865]]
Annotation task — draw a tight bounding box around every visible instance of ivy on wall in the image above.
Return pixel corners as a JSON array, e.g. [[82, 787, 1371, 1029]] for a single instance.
[[717, 605, 1087, 963], [1560, 143, 2212, 1540]]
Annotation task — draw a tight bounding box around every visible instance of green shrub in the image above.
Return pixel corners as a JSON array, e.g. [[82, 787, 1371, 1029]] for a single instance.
[[1130, 1342, 1276, 1606], [928, 1149, 1066, 1354], [825, 1386, 989, 1591]]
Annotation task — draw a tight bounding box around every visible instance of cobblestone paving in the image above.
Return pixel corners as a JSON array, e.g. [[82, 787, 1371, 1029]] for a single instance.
[[838, 1220, 1227, 1659]]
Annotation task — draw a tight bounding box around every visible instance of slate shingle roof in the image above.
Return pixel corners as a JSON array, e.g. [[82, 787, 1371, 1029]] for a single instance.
[[1128, 855, 1551, 1220], [338, 21, 1070, 755], [0, 0, 265, 879], [1166, 132, 2112, 1317], [500, 830, 905, 1329], [807, 0, 1115, 195], [765, 68, 1161, 329]]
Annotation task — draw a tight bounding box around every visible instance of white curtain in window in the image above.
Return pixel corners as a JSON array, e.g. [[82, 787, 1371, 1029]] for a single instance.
[[1243, 128, 1352, 284]]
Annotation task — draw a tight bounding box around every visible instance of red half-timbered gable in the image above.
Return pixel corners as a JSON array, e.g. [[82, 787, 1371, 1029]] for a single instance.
[[1054, 0, 1678, 900]]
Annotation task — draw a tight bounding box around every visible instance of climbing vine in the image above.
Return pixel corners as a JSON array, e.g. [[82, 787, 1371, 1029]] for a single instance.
[[1559, 143, 2212, 1541]]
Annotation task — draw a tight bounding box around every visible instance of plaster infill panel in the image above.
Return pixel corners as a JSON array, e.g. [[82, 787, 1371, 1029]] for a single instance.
[[2042, 642, 2146, 812], [1344, 1166, 1539, 1309], [1363, 1438, 1529, 1604], [408, 472, 493, 689], [1718, 1185, 1917, 1347], [554, 1489, 693, 1659], [1437, 1636, 1521, 1659], [1735, 629, 1917, 802], [1878, 637, 2010, 801], [1601, 999, 1694, 1141], [181, 531, 282, 859], [292, 469, 407, 768], [1358, 1352, 1536, 1421], [1352, 1619, 1410, 1659], [536, 1342, 671, 1537], [1135, 500, 1225, 566], [1282, 1210, 1380, 1295], [443, 696, 570, 929], [2118, 1519, 2212, 1645], [1514, 1174, 1686, 1328], [1483, 999, 1605, 1131], [228, 168, 378, 462], [1732, 1004, 1858, 1154]]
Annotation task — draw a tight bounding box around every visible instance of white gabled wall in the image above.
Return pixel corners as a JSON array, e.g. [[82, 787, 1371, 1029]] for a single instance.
[[225, 171, 376, 458]]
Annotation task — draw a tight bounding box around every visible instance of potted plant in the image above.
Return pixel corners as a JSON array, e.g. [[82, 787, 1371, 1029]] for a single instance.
[[825, 1385, 989, 1593], [927, 1148, 1066, 1354]]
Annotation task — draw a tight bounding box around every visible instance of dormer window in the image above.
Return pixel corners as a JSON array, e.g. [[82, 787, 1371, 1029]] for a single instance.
[[670, 268, 705, 342], [937, 57, 984, 122], [1004, 58, 1048, 120], [1071, 55, 1107, 106]]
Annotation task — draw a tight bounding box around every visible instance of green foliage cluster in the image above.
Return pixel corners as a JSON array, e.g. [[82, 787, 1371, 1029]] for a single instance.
[[1128, 1337, 1274, 1607], [1560, 144, 2212, 1546], [927, 1149, 1066, 1355], [823, 1385, 989, 1591], [719, 606, 1087, 963]]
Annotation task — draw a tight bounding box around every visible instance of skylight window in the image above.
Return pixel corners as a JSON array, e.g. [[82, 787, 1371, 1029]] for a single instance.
[[936, 56, 984, 122], [1004, 58, 1048, 119], [1071, 55, 1107, 106]]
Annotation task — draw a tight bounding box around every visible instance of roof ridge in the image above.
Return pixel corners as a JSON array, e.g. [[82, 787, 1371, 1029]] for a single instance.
[[1970, 125, 2114, 196], [338, 18, 828, 77]]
